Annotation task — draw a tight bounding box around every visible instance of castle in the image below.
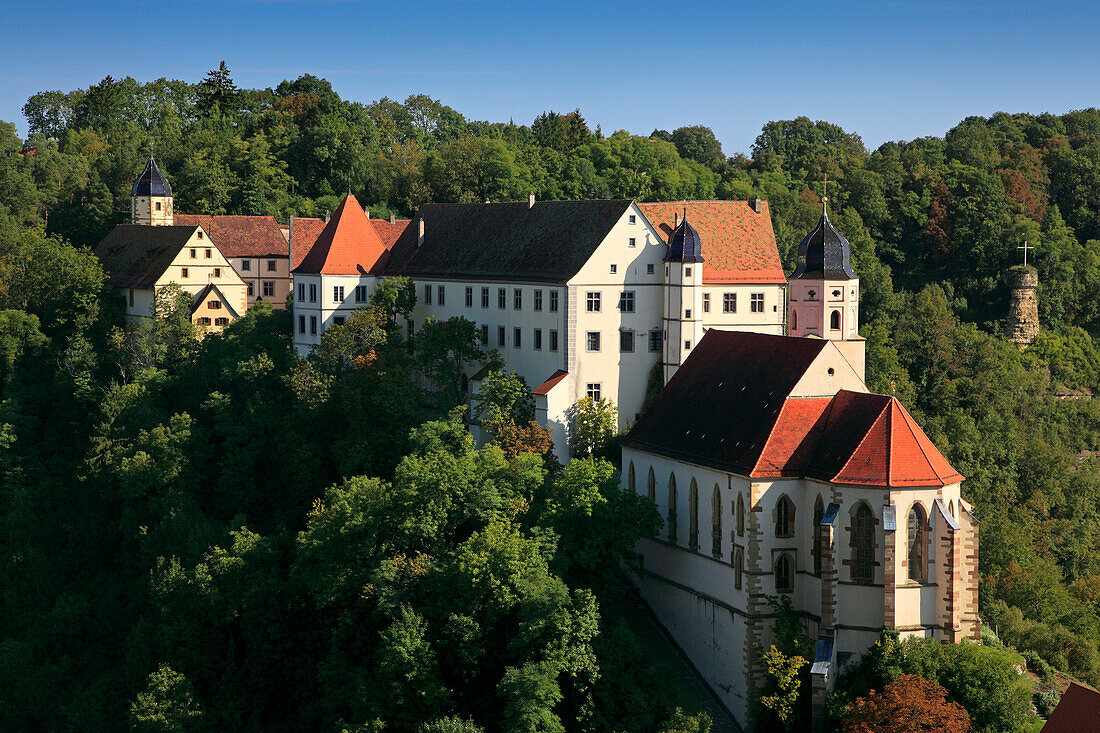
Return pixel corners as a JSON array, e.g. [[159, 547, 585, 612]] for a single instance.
[[96, 162, 979, 729]]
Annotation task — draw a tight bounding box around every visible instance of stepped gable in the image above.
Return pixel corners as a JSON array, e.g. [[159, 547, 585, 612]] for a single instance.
[[132, 157, 172, 197], [790, 204, 857, 280], [95, 224, 198, 288], [384, 199, 633, 282], [624, 330, 831, 475], [293, 195, 389, 275], [175, 214, 288, 258], [627, 332, 963, 487], [640, 201, 785, 284]]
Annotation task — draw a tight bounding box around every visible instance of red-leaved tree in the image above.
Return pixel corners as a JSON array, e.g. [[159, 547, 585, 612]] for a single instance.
[[843, 673, 970, 733]]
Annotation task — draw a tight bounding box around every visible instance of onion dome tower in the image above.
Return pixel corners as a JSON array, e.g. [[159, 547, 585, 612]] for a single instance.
[[663, 214, 705, 383], [131, 157, 173, 226], [788, 199, 865, 379]]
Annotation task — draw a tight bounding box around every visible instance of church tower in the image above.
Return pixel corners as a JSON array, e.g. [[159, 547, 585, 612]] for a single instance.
[[131, 157, 173, 226], [788, 200, 865, 379], [663, 214, 705, 383]]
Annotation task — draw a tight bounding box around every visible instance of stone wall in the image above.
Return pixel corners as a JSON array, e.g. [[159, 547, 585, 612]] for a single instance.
[[1005, 266, 1039, 345]]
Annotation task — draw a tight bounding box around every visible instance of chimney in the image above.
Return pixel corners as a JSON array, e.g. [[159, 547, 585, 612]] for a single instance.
[[324, 210, 331, 223], [750, 196, 763, 214], [674, 211, 681, 227], [390, 212, 396, 224], [527, 192, 535, 209], [417, 216, 425, 248]]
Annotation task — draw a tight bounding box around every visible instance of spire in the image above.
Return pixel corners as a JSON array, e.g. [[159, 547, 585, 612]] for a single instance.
[[665, 216, 704, 263], [789, 195, 855, 281], [132, 157, 172, 197]]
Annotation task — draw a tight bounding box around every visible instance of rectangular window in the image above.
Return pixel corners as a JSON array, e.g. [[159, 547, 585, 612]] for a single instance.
[[481, 287, 490, 308], [549, 291, 559, 312], [751, 293, 765, 313], [586, 291, 601, 312], [534, 289, 543, 311], [498, 288, 507, 309], [181, 267, 189, 278], [480, 324, 489, 344], [407, 319, 414, 339], [155, 201, 162, 211], [723, 293, 736, 313], [241, 260, 251, 271], [205, 248, 211, 258], [649, 330, 663, 352], [197, 317, 211, 326], [247, 282, 254, 297], [355, 285, 368, 303], [209, 300, 222, 310], [424, 284, 432, 305], [703, 293, 710, 312], [685, 309, 692, 319], [610, 264, 618, 274], [298, 283, 306, 302], [465, 286, 473, 308], [620, 330, 634, 352], [298, 315, 305, 334], [310, 316, 317, 335], [628, 237, 636, 247], [629, 214, 636, 224], [550, 330, 559, 351], [190, 249, 196, 259], [215, 317, 228, 326], [497, 326, 506, 348], [586, 331, 601, 351], [333, 316, 345, 326], [586, 383, 601, 401], [618, 291, 635, 312], [513, 327, 521, 348], [647, 263, 655, 275], [437, 285, 445, 306], [197, 231, 204, 240], [333, 286, 344, 303], [213, 268, 221, 278], [514, 288, 522, 310], [263, 281, 275, 297], [267, 260, 276, 272], [309, 284, 317, 303], [684, 340, 691, 350], [685, 266, 693, 277], [534, 328, 542, 350]]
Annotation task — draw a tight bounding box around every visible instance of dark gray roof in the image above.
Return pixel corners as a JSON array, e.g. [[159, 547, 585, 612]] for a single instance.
[[384, 199, 633, 282], [665, 218, 704, 263], [790, 204, 856, 280], [95, 224, 197, 289], [132, 157, 173, 197]]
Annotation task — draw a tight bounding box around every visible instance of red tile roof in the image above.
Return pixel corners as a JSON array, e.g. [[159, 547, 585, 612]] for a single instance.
[[1043, 683, 1100, 733], [624, 331, 963, 488], [640, 201, 786, 284], [533, 370, 569, 396], [175, 214, 288, 258], [293, 195, 389, 275], [290, 214, 408, 271]]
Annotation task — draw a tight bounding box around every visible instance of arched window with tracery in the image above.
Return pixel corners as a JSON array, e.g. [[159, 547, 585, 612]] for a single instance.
[[711, 484, 722, 558], [775, 553, 793, 593], [736, 493, 745, 536], [647, 467, 655, 502], [908, 504, 927, 582], [667, 473, 678, 543], [852, 504, 874, 584], [813, 496, 825, 575], [688, 479, 699, 549], [734, 546, 744, 590], [776, 495, 794, 538], [830, 310, 841, 330], [628, 461, 635, 493]]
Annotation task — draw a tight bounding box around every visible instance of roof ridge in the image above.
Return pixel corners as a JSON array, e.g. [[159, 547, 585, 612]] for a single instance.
[[893, 398, 952, 483], [831, 392, 892, 484]]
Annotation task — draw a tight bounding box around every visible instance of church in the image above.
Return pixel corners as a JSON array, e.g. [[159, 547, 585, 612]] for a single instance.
[[619, 206, 979, 730]]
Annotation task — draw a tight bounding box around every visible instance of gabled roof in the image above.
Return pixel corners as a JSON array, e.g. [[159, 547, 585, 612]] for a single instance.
[[132, 157, 172, 197], [791, 203, 857, 280], [189, 283, 240, 319], [640, 201, 785, 284], [290, 214, 409, 271], [624, 331, 963, 488], [95, 224, 197, 289], [533, 370, 569, 396], [293, 195, 389, 275], [384, 200, 633, 283], [1043, 683, 1100, 733], [175, 215, 288, 258]]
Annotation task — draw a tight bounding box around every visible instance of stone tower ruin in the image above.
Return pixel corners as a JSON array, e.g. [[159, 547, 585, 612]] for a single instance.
[[1006, 266, 1039, 346]]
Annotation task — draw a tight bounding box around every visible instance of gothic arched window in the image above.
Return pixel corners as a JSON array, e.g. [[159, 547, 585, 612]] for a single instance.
[[908, 504, 927, 582], [791, 309, 797, 331], [647, 467, 655, 502], [667, 473, 678, 543], [628, 461, 635, 493], [830, 310, 841, 330], [775, 553, 793, 593], [737, 493, 745, 536], [688, 479, 699, 550], [813, 496, 825, 575], [776, 495, 794, 538], [734, 546, 744, 590], [711, 484, 722, 558], [852, 504, 874, 584]]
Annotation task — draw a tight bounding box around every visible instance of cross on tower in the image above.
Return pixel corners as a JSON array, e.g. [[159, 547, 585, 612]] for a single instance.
[[1018, 240, 1034, 267]]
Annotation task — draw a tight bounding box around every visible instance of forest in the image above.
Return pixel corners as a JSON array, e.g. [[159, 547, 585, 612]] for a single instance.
[[3, 63, 1100, 730]]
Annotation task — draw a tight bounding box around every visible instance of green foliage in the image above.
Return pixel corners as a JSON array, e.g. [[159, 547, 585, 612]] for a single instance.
[[757, 645, 808, 731], [568, 396, 618, 457], [129, 665, 204, 733], [473, 370, 534, 435]]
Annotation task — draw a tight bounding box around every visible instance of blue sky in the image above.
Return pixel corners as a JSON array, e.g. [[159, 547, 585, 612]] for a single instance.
[[3, 0, 1098, 154]]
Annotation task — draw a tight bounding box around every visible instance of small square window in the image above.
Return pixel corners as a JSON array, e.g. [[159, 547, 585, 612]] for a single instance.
[[205, 248, 211, 258], [213, 268, 221, 278], [723, 293, 737, 313], [628, 237, 636, 247], [684, 340, 691, 350], [610, 264, 618, 274], [619, 291, 635, 312], [355, 285, 368, 303], [685, 309, 692, 319], [190, 249, 196, 259], [586, 331, 601, 351], [263, 281, 275, 297], [586, 292, 601, 312], [685, 266, 692, 277], [155, 201, 162, 211], [586, 383, 601, 401], [751, 293, 765, 313], [647, 264, 655, 275], [197, 230, 203, 240], [181, 267, 189, 278], [241, 260, 251, 271], [267, 260, 276, 272], [629, 215, 636, 224]]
